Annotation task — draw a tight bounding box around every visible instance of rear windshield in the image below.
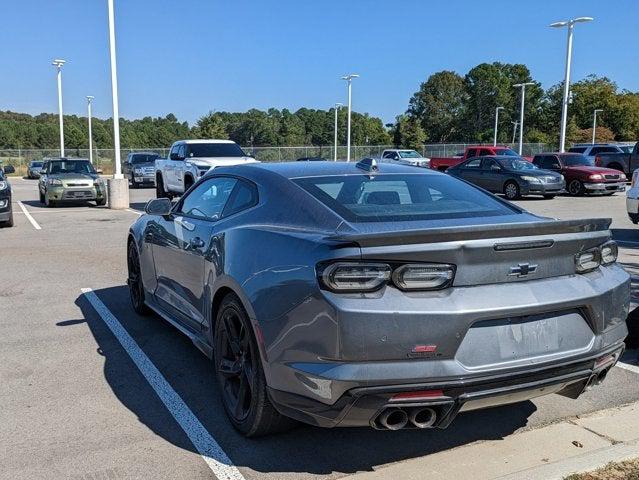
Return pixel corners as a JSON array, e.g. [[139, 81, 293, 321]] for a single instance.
[[186, 143, 245, 158], [497, 158, 538, 170], [131, 154, 159, 164], [30, 161, 43, 167], [562, 154, 594, 166], [47, 160, 96, 175], [398, 150, 421, 158], [494, 148, 519, 156], [568, 147, 587, 153], [294, 173, 519, 223]]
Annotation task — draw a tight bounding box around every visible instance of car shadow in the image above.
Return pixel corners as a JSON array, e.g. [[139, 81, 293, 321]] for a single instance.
[[69, 286, 537, 476], [21, 199, 105, 209]]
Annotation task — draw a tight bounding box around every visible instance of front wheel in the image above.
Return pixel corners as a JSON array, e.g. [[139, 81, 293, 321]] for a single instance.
[[44, 195, 56, 208], [214, 294, 295, 437], [543, 194, 555, 200], [39, 191, 45, 204], [156, 175, 169, 199], [568, 180, 584, 196], [0, 211, 13, 228], [503, 181, 520, 200], [96, 198, 106, 206]]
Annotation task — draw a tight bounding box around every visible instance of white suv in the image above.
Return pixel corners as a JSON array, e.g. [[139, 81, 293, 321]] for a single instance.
[[155, 140, 257, 198]]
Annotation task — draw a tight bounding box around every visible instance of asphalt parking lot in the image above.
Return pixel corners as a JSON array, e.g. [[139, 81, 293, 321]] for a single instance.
[[2, 178, 639, 480]]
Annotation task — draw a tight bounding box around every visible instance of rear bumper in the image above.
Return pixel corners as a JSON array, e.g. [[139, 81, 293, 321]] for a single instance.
[[264, 265, 630, 428], [269, 343, 625, 429]]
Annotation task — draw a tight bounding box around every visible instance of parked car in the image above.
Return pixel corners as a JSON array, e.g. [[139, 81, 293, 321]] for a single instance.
[[430, 145, 525, 171], [0, 167, 13, 227], [569, 144, 628, 164], [27, 160, 44, 179], [591, 142, 639, 176], [447, 155, 564, 200], [532, 153, 626, 196], [127, 160, 628, 436], [38, 158, 106, 207], [380, 149, 430, 168], [124, 152, 160, 188], [155, 139, 258, 198], [626, 170, 639, 224]]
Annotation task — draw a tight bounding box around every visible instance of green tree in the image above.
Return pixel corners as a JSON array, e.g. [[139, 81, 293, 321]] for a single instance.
[[393, 115, 426, 149], [193, 112, 228, 139]]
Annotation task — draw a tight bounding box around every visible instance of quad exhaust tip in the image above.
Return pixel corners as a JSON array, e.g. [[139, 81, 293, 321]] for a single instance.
[[377, 407, 438, 430]]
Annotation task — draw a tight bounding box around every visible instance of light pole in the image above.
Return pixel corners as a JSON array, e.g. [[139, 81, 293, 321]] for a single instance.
[[493, 106, 504, 146], [341, 74, 359, 162], [52, 59, 66, 157], [511, 121, 519, 144], [106, 0, 128, 209], [592, 109, 603, 144], [333, 102, 342, 161], [513, 82, 535, 155], [550, 17, 594, 153], [86, 96, 95, 164]]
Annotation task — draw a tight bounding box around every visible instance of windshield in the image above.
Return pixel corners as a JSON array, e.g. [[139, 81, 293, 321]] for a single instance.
[[498, 159, 538, 170], [398, 150, 422, 159], [186, 143, 245, 158], [30, 161, 43, 167], [131, 154, 159, 164], [562, 154, 594, 166], [47, 160, 96, 175], [494, 148, 519, 156], [294, 174, 518, 223]]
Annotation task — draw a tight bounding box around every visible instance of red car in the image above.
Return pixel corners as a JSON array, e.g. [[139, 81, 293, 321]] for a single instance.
[[532, 152, 627, 196], [430, 145, 531, 171]]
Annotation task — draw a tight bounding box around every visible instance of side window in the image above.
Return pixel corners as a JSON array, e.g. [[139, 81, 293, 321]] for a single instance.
[[479, 148, 493, 157], [177, 144, 186, 160], [546, 156, 561, 169], [178, 177, 237, 220], [568, 147, 587, 153], [382, 151, 394, 159], [465, 158, 482, 169], [532, 156, 543, 167], [481, 158, 499, 170], [466, 149, 478, 159], [223, 180, 259, 217], [170, 144, 184, 160]]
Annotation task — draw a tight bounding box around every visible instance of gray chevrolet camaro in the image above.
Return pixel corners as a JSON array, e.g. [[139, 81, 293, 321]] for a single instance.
[[127, 160, 630, 437]]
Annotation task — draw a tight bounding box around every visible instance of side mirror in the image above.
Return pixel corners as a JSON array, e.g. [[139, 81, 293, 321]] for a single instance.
[[3, 165, 15, 174], [145, 198, 172, 216]]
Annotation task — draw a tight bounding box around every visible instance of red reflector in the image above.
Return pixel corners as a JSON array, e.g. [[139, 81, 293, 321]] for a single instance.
[[412, 345, 437, 353], [391, 390, 444, 401]]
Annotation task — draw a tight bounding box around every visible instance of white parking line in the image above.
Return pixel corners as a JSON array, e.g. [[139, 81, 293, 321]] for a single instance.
[[81, 288, 245, 480], [126, 208, 143, 216], [17, 201, 41, 230]]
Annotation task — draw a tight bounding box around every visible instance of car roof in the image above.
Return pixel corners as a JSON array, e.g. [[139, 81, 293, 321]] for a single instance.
[[212, 160, 440, 180], [175, 139, 236, 145], [535, 152, 580, 156], [49, 157, 91, 161]]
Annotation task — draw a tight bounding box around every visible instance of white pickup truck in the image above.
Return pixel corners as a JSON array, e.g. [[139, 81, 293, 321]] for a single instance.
[[155, 139, 258, 198]]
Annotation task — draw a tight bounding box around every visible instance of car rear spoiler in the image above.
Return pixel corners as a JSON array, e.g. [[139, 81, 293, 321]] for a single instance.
[[326, 218, 612, 247]]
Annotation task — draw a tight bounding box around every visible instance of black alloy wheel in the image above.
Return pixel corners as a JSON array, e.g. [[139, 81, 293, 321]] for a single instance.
[[214, 294, 295, 437], [127, 242, 151, 316], [568, 180, 585, 196], [504, 181, 520, 200]]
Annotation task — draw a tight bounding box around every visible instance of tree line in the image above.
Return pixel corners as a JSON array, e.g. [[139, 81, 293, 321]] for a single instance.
[[0, 62, 637, 151]]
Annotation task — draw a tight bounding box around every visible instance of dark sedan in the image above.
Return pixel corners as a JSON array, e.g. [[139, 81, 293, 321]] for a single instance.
[[448, 155, 565, 200], [0, 166, 14, 227], [128, 160, 628, 436]]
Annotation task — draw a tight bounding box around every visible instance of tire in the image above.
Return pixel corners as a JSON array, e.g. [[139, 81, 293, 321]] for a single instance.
[[0, 211, 13, 228], [96, 198, 107, 206], [127, 241, 152, 316], [503, 181, 520, 200], [39, 191, 45, 204], [156, 174, 168, 199], [214, 293, 296, 437], [131, 176, 139, 189], [184, 175, 194, 193], [568, 179, 584, 196], [44, 194, 56, 208], [543, 194, 555, 200]]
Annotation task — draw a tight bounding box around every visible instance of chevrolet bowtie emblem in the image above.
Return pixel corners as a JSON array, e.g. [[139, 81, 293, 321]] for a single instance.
[[508, 263, 538, 277]]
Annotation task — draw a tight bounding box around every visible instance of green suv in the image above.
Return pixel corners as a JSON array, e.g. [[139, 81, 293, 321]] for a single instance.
[[38, 158, 106, 207]]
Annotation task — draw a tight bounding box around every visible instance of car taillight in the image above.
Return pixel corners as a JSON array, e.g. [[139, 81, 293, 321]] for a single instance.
[[320, 263, 391, 292], [575, 249, 600, 273], [392, 264, 455, 291], [595, 155, 602, 166], [600, 241, 618, 265], [318, 262, 455, 292]]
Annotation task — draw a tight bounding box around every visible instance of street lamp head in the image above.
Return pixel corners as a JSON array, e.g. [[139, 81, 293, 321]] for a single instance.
[[550, 17, 593, 28], [594, 109, 603, 113], [52, 59, 66, 67], [496, 106, 504, 110], [573, 16, 594, 23], [513, 82, 535, 88], [549, 21, 569, 28], [86, 95, 95, 102], [341, 74, 360, 81], [335, 102, 343, 107]]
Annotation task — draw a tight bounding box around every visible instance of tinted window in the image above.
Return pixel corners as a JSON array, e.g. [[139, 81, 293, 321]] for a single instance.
[[561, 154, 594, 166], [179, 177, 237, 220], [223, 180, 258, 216], [47, 160, 95, 174], [186, 143, 245, 158], [466, 149, 479, 159], [130, 154, 159, 164], [590, 146, 619, 155], [493, 148, 519, 156], [534, 155, 561, 169], [294, 174, 519, 223], [497, 158, 538, 171], [382, 152, 395, 158], [464, 158, 482, 169], [30, 161, 43, 167], [481, 158, 500, 170], [479, 149, 493, 156], [568, 147, 587, 153]]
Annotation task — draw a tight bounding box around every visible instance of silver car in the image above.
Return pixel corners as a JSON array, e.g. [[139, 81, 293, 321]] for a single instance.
[[127, 160, 629, 436], [27, 160, 44, 179]]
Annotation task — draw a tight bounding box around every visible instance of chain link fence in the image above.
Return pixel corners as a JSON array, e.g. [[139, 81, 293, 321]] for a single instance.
[[0, 143, 549, 177]]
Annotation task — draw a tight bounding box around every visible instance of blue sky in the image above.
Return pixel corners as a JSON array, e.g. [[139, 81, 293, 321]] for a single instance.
[[1, 0, 637, 125]]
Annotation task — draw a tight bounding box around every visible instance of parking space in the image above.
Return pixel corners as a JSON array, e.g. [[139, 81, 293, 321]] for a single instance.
[[2, 180, 639, 480]]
